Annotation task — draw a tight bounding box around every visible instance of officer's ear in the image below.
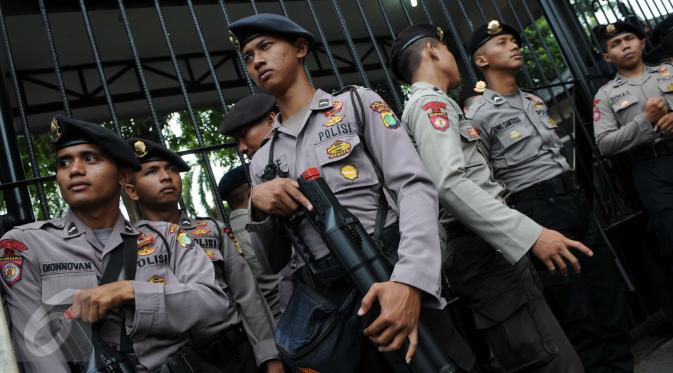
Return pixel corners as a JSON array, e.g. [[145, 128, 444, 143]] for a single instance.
[[294, 37, 309, 60], [426, 41, 441, 61], [265, 111, 277, 126], [474, 50, 489, 69], [120, 171, 140, 201]]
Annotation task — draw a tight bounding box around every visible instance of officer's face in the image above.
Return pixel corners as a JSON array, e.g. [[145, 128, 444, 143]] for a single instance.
[[128, 161, 183, 207], [475, 34, 522, 71], [55, 144, 123, 209], [241, 35, 309, 93], [233, 112, 275, 158], [603, 33, 644, 69]]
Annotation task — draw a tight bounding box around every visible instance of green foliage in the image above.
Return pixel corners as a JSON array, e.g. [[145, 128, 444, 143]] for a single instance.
[[520, 17, 568, 86]]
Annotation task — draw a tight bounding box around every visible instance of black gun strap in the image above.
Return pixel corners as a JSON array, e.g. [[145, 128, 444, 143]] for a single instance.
[[96, 234, 137, 354]]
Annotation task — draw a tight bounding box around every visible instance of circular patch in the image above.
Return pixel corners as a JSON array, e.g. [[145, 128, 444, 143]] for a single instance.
[[177, 232, 193, 248], [3, 263, 20, 283], [340, 165, 359, 181]]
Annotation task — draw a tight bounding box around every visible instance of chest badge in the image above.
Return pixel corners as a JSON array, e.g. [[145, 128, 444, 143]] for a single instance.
[[466, 127, 481, 140], [148, 275, 166, 284], [619, 99, 630, 108], [137, 232, 156, 249], [205, 249, 217, 261], [659, 67, 671, 77], [137, 246, 157, 256], [323, 115, 344, 127], [510, 130, 521, 140], [340, 164, 359, 181], [324, 101, 344, 117], [192, 222, 210, 236], [177, 232, 194, 249], [326, 140, 352, 159]]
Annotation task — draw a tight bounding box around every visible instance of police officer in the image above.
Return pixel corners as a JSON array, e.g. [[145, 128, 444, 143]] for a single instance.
[[0, 115, 229, 372], [594, 21, 673, 273], [218, 165, 283, 318], [391, 23, 586, 373], [122, 138, 283, 373], [219, 93, 277, 159], [468, 20, 634, 372], [228, 13, 471, 372], [458, 80, 486, 114]]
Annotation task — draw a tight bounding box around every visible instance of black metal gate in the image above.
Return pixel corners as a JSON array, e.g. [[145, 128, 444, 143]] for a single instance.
[[0, 0, 671, 338]]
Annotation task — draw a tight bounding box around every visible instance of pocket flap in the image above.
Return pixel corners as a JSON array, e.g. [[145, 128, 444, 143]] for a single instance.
[[315, 134, 361, 166], [42, 272, 97, 306], [611, 95, 639, 112], [496, 121, 532, 150]]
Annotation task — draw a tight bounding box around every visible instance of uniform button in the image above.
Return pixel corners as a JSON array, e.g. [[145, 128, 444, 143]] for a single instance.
[[436, 285, 441, 294]]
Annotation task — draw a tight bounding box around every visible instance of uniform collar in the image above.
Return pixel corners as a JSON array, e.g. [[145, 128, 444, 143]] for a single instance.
[[273, 89, 331, 137], [410, 81, 444, 94], [614, 65, 650, 86], [63, 209, 137, 256], [482, 88, 509, 106]]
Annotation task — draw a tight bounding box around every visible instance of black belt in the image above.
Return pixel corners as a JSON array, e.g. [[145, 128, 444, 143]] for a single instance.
[[443, 221, 474, 241], [155, 344, 203, 373], [630, 139, 673, 162], [507, 172, 576, 204]]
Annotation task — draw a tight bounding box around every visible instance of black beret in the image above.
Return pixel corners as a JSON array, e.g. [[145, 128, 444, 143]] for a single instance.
[[467, 20, 521, 56], [390, 24, 447, 83], [125, 137, 190, 172], [228, 13, 315, 51], [219, 94, 277, 135], [595, 22, 645, 50], [458, 80, 487, 109], [50, 115, 141, 171], [218, 165, 249, 200], [646, 16, 673, 64]]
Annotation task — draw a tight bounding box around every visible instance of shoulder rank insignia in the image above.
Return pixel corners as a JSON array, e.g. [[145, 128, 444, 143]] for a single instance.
[[192, 222, 210, 236], [370, 101, 399, 129]]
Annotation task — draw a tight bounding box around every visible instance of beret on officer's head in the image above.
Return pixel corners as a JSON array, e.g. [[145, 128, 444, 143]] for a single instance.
[[467, 20, 521, 57], [228, 13, 315, 51], [217, 165, 249, 201], [219, 94, 277, 135], [125, 137, 190, 172], [646, 16, 673, 63], [595, 21, 645, 50], [390, 24, 447, 83], [50, 115, 141, 171]]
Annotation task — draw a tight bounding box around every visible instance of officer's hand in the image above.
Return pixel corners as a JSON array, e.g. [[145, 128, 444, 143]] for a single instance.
[[359, 281, 421, 364], [645, 97, 667, 124], [655, 112, 673, 133], [250, 178, 313, 218], [531, 228, 593, 275], [265, 360, 284, 373], [65, 281, 135, 323]]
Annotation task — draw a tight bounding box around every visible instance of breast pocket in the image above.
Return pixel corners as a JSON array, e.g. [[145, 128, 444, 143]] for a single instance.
[[313, 134, 378, 193], [612, 95, 640, 124], [495, 119, 535, 166], [459, 124, 485, 169], [41, 272, 97, 306]]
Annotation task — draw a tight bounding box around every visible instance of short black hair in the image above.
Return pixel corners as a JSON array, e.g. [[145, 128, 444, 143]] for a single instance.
[[398, 37, 441, 84], [224, 183, 250, 209]]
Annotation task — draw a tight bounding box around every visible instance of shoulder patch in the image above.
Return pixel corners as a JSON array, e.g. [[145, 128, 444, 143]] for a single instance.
[[0, 256, 23, 287], [370, 101, 399, 129], [593, 99, 601, 123], [177, 231, 195, 249], [0, 239, 27, 254], [422, 101, 450, 132], [192, 222, 211, 236]]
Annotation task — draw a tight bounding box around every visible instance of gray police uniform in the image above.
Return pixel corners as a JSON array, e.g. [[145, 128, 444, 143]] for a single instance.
[[403, 82, 583, 373], [174, 211, 278, 368], [229, 207, 283, 318], [593, 63, 673, 261], [247, 87, 444, 307], [0, 210, 229, 373], [469, 88, 633, 372]]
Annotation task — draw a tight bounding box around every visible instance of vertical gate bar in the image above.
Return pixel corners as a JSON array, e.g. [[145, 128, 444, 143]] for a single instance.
[[116, 0, 164, 140], [304, 0, 345, 88], [625, 0, 653, 28], [417, 0, 435, 24], [396, 0, 414, 25], [186, 0, 229, 112], [375, 0, 397, 39], [594, 2, 614, 24], [0, 5, 49, 219], [277, 0, 289, 14], [37, 0, 71, 117], [456, 0, 475, 30], [327, 0, 369, 87], [250, 0, 259, 14], [353, 0, 402, 111], [216, 0, 256, 93], [634, 0, 657, 26], [153, 0, 229, 223], [474, 0, 489, 23], [78, 0, 120, 133], [650, 0, 665, 18], [436, 0, 478, 82]]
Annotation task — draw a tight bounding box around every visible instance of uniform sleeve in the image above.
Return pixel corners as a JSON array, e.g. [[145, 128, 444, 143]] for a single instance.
[[127, 228, 229, 337], [358, 88, 443, 305], [0, 231, 70, 373], [403, 95, 542, 264], [593, 89, 658, 155], [221, 237, 278, 366], [245, 156, 293, 273]]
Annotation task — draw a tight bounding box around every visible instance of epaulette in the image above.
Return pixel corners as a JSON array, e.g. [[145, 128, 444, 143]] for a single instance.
[[15, 218, 63, 231], [464, 98, 487, 119], [332, 84, 363, 97]]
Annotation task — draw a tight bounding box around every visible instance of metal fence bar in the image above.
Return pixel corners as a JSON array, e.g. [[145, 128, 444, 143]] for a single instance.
[[436, 0, 478, 82], [327, 0, 370, 87], [154, 0, 228, 223], [375, 0, 397, 41], [0, 4, 49, 219], [78, 0, 120, 132], [353, 0, 402, 111], [305, 0, 345, 88], [216, 0, 256, 93], [116, 0, 164, 140], [396, 0, 413, 25], [37, 0, 70, 117], [417, 0, 435, 24]]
